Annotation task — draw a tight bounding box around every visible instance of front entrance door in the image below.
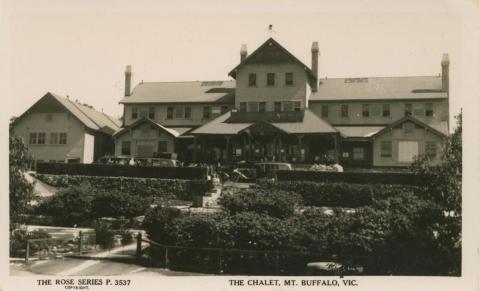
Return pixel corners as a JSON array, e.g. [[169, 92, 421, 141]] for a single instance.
[[398, 141, 418, 163]]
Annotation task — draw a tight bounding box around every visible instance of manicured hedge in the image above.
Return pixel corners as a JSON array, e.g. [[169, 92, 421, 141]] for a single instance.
[[276, 170, 421, 186], [37, 162, 207, 180], [258, 180, 420, 208], [35, 174, 212, 200]]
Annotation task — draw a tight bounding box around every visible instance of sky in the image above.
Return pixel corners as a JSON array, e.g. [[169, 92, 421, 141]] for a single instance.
[[1, 0, 479, 126]]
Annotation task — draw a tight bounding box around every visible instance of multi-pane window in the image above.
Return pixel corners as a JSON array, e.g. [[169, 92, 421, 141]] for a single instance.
[[382, 104, 390, 117], [37, 133, 46, 144], [285, 72, 294, 86], [425, 141, 436, 158], [59, 133, 67, 145], [342, 152, 350, 158], [403, 122, 414, 134], [29, 133, 37, 144], [353, 147, 365, 160], [425, 103, 433, 117], [341, 104, 349, 118], [148, 107, 155, 119], [167, 107, 174, 119], [248, 73, 257, 87], [259, 102, 266, 113], [203, 106, 211, 119], [321, 105, 329, 118], [158, 141, 168, 153], [132, 107, 138, 119], [404, 103, 412, 116], [371, 104, 381, 117], [266, 73, 275, 86], [175, 106, 184, 119], [50, 133, 58, 144], [248, 102, 259, 113], [274, 102, 282, 112], [294, 101, 301, 112], [239, 102, 247, 112], [184, 106, 192, 119], [381, 141, 392, 157], [362, 104, 370, 117], [283, 101, 294, 112], [121, 141, 131, 155]]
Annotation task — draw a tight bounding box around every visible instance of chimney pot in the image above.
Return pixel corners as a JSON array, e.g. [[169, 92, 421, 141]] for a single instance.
[[311, 41, 319, 92], [441, 53, 449, 93], [240, 44, 248, 62]]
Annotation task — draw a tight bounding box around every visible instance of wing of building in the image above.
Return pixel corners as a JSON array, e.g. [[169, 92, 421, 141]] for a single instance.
[[115, 37, 450, 167], [12, 92, 121, 163]]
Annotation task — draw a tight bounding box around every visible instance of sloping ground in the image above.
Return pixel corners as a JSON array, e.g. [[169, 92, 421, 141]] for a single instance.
[[25, 172, 58, 197]]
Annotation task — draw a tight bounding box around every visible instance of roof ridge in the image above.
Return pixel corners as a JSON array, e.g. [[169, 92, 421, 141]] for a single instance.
[[137, 80, 235, 84], [319, 75, 440, 81]]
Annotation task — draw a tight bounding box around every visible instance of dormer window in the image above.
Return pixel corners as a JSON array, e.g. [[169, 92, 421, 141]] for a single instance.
[[248, 73, 257, 87], [267, 73, 275, 86]]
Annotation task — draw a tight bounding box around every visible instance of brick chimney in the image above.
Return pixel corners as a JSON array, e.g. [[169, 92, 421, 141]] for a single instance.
[[240, 44, 248, 62], [441, 53, 449, 94], [311, 41, 319, 92], [125, 65, 132, 97]]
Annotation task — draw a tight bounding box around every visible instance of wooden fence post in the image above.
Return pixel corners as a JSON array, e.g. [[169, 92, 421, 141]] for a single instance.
[[25, 241, 30, 263], [78, 231, 83, 254], [136, 233, 142, 259]]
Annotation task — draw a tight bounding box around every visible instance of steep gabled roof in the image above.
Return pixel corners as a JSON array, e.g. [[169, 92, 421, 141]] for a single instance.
[[113, 117, 181, 138], [228, 38, 317, 84], [119, 81, 236, 104], [310, 76, 447, 101], [13, 92, 121, 135], [372, 115, 448, 139]]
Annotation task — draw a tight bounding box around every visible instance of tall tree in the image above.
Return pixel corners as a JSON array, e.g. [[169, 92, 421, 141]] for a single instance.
[[9, 118, 34, 229]]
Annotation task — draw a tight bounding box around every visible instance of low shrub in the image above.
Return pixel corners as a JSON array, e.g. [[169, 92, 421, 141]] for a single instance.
[[218, 188, 302, 218], [10, 229, 51, 257], [91, 191, 154, 219]]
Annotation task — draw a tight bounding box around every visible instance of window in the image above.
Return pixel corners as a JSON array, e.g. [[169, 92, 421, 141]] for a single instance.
[[175, 106, 184, 119], [46, 114, 52, 121], [413, 104, 424, 116], [321, 105, 329, 118], [132, 107, 138, 119], [362, 104, 370, 117], [239, 102, 247, 112], [167, 107, 174, 119], [341, 104, 349, 118], [158, 141, 168, 153], [248, 102, 259, 113], [259, 102, 266, 113], [283, 101, 294, 112], [203, 106, 211, 119], [29, 133, 37, 144], [342, 152, 350, 158], [404, 104, 412, 116], [37, 133, 46, 144], [381, 141, 392, 157], [59, 133, 67, 144], [121, 141, 131, 155], [425, 103, 433, 117], [353, 147, 365, 160], [274, 102, 282, 112], [221, 105, 229, 114], [148, 107, 155, 119], [403, 122, 414, 134], [50, 133, 58, 144], [285, 72, 294, 86], [382, 104, 390, 117], [294, 101, 301, 112], [266, 73, 275, 86], [371, 104, 381, 117], [425, 141, 436, 158], [248, 73, 257, 87], [185, 106, 192, 119]]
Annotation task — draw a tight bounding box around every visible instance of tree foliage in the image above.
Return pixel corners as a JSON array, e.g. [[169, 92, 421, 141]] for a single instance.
[[9, 127, 34, 228]]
